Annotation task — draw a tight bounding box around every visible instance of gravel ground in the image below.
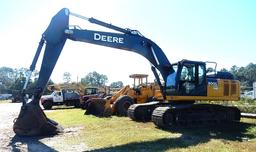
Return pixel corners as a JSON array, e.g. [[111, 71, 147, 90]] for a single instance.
[[0, 102, 89, 152]]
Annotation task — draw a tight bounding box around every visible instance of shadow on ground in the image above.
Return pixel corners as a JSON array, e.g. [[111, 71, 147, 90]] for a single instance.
[[87, 122, 255, 152], [9, 135, 58, 152], [44, 106, 79, 111]]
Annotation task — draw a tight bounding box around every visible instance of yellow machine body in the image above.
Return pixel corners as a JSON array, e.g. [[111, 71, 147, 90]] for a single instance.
[[166, 79, 240, 101], [85, 74, 163, 116]]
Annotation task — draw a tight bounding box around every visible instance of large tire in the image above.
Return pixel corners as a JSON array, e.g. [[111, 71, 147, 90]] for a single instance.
[[114, 95, 134, 116], [74, 99, 80, 108], [42, 100, 53, 110]]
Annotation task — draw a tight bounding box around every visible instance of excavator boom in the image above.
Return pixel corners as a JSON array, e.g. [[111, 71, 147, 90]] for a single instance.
[[28, 8, 173, 103], [13, 8, 174, 136]]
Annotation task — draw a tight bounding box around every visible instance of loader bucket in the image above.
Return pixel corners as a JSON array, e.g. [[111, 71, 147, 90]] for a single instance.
[[85, 98, 112, 117], [13, 101, 63, 136]]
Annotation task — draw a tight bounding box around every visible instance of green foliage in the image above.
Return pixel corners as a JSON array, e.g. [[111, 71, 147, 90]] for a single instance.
[[0, 67, 15, 93], [43, 79, 55, 95], [0, 66, 48, 94], [220, 68, 228, 72], [197, 100, 256, 113], [81, 71, 108, 87], [234, 98, 256, 113], [10, 76, 26, 91], [239, 98, 256, 105], [244, 63, 256, 86], [110, 81, 124, 88], [230, 63, 256, 88], [237, 105, 256, 113]]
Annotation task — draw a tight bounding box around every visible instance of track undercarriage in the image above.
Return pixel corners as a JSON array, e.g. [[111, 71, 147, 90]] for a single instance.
[[128, 101, 241, 128]]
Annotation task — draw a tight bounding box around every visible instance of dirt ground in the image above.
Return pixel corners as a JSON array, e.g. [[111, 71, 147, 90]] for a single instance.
[[0, 102, 89, 152], [1, 102, 255, 152]]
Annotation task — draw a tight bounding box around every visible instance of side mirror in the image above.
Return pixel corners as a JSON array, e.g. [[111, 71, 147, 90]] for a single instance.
[[206, 67, 214, 73]]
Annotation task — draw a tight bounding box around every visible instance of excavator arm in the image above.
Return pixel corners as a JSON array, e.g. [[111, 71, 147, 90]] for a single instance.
[[13, 8, 174, 136], [32, 8, 173, 102]]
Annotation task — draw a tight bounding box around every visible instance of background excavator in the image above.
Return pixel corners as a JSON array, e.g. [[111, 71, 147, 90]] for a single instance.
[[83, 74, 163, 117], [13, 8, 240, 136]]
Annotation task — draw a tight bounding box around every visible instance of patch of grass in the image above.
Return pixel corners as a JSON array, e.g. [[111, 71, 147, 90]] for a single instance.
[[196, 100, 256, 113], [237, 105, 256, 113], [239, 98, 256, 106], [0, 100, 11, 104], [46, 109, 256, 152]]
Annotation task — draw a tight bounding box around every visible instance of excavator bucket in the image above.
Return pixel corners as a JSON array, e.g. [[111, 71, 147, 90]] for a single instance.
[[13, 101, 63, 136], [85, 98, 113, 117]]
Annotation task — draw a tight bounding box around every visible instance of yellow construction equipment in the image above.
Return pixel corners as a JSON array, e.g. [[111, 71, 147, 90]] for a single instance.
[[13, 9, 241, 136], [84, 74, 163, 117]]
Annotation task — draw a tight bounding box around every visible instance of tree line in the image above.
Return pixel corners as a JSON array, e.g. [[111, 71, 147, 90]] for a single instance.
[[63, 71, 123, 88], [221, 63, 256, 90], [0, 62, 255, 94], [0, 67, 38, 94], [0, 67, 123, 94]]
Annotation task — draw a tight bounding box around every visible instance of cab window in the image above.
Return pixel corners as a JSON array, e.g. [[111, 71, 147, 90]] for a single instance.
[[178, 62, 207, 96], [180, 64, 195, 81], [198, 65, 205, 85]]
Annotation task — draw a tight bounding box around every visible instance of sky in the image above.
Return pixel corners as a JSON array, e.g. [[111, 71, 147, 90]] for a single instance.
[[0, 0, 255, 85]]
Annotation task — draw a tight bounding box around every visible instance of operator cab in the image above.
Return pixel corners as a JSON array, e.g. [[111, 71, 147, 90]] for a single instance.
[[84, 87, 98, 95], [166, 60, 207, 96], [129, 74, 148, 95]]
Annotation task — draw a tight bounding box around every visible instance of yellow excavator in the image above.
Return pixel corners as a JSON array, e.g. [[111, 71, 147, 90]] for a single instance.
[[83, 74, 163, 117], [13, 8, 240, 136]]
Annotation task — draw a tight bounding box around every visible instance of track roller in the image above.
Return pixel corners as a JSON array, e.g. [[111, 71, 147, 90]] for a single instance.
[[152, 107, 174, 128], [127, 101, 159, 122], [152, 104, 241, 129]]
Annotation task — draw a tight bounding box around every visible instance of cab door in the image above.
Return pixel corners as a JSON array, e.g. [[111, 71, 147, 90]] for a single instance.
[[176, 61, 207, 96], [52, 91, 63, 102]]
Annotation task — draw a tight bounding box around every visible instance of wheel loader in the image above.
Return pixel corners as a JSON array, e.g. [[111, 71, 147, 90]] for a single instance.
[[80, 86, 110, 109], [84, 74, 163, 117]]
